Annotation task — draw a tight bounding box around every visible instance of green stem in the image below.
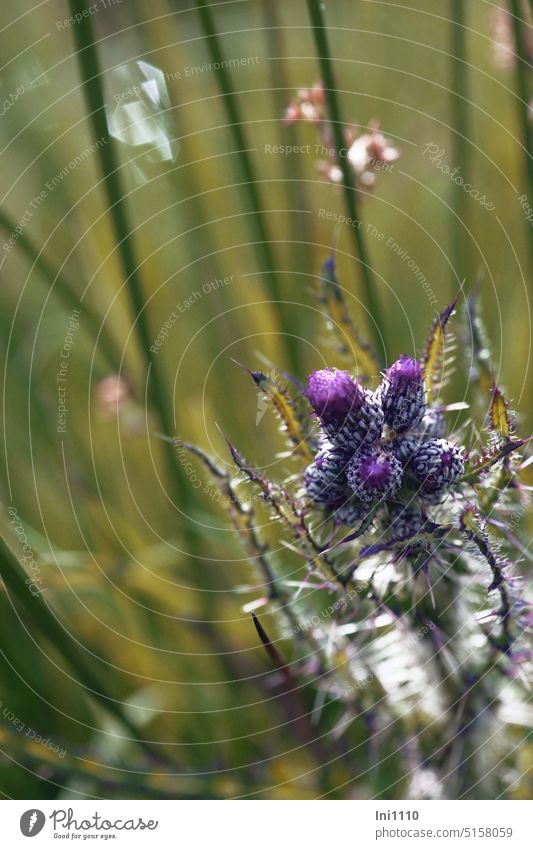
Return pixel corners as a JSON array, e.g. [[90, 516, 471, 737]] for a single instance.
[[260, 0, 315, 281], [68, 0, 187, 501], [450, 0, 468, 288], [194, 0, 301, 374], [0, 209, 122, 372], [305, 0, 384, 361], [508, 0, 533, 270]]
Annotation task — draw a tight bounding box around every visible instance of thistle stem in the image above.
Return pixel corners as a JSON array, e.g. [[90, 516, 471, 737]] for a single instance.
[[68, 0, 187, 502], [194, 0, 301, 373], [450, 0, 468, 288], [305, 0, 384, 361]]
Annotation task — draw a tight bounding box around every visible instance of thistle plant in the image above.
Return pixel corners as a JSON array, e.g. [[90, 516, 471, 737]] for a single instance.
[[185, 256, 532, 800]]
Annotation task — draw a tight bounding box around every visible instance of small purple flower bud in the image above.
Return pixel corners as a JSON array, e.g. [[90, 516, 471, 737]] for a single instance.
[[387, 502, 424, 539], [411, 438, 464, 496], [306, 369, 384, 450], [347, 449, 403, 503], [306, 368, 361, 428], [334, 499, 367, 526], [379, 356, 426, 433], [304, 443, 350, 507]]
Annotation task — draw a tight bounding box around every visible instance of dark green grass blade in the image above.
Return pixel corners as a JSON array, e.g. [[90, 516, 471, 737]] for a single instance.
[[0, 535, 154, 757], [67, 0, 188, 502], [508, 0, 533, 271], [450, 0, 468, 288], [194, 0, 301, 373], [305, 0, 384, 361], [0, 209, 122, 372]]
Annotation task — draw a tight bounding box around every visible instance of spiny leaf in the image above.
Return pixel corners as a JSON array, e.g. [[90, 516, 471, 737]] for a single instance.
[[489, 386, 513, 439], [174, 438, 228, 479], [225, 438, 303, 531], [422, 297, 457, 396], [237, 362, 314, 461], [458, 506, 525, 656], [318, 255, 380, 378], [461, 438, 528, 483]]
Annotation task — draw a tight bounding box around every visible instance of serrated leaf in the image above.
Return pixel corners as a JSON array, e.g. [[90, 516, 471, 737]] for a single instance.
[[489, 386, 512, 439], [460, 438, 527, 483], [245, 367, 314, 461], [422, 297, 457, 396], [458, 506, 526, 655]]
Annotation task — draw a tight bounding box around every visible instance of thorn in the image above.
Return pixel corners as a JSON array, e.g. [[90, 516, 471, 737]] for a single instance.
[[251, 612, 287, 671], [229, 357, 265, 385]]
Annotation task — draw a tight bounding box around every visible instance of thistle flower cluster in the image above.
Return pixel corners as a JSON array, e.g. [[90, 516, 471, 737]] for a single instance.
[[304, 358, 465, 535], [187, 286, 531, 799]]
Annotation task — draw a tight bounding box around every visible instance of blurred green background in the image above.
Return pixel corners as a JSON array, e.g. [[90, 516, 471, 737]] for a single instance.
[[0, 0, 531, 798]]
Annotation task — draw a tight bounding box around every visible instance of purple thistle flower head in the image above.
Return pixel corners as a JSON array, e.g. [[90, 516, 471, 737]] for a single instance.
[[304, 442, 351, 507], [348, 449, 403, 502], [379, 355, 426, 433], [306, 369, 384, 450], [306, 369, 365, 428], [388, 355, 422, 384], [411, 438, 464, 497]]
